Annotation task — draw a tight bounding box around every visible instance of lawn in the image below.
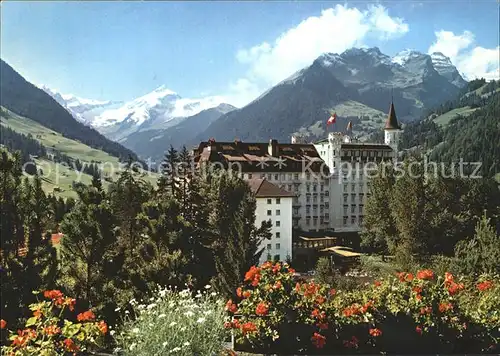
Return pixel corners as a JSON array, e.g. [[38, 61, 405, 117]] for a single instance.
[[432, 106, 478, 127]]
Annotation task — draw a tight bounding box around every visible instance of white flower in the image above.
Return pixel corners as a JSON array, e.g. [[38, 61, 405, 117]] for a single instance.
[[158, 313, 166, 318], [110, 330, 116, 336], [159, 290, 166, 298], [169, 321, 177, 327], [114, 307, 121, 312], [162, 341, 168, 347], [203, 310, 213, 315], [170, 347, 181, 353], [183, 342, 190, 346], [210, 292, 217, 296], [184, 311, 194, 317], [204, 285, 211, 289], [147, 303, 157, 310], [129, 298, 136, 305], [132, 328, 140, 334], [125, 310, 130, 314], [149, 297, 155, 301], [197, 317, 206, 323], [195, 293, 202, 298]]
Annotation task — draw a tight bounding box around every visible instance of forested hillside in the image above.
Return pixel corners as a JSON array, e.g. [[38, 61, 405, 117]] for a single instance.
[[400, 80, 500, 178], [0, 59, 139, 162]]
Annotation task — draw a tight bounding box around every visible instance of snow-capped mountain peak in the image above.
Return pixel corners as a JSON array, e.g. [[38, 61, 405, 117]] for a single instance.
[[41, 86, 120, 124], [391, 49, 424, 65]]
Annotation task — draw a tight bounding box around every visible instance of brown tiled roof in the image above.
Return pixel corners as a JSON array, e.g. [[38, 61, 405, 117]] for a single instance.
[[194, 140, 329, 174], [341, 143, 393, 150], [385, 101, 401, 130], [247, 178, 295, 198]]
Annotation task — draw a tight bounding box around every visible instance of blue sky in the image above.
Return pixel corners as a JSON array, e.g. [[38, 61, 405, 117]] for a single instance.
[[1, 1, 498, 106]]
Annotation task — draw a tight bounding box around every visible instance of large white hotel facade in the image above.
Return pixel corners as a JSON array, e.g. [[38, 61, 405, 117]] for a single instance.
[[193, 101, 402, 261]]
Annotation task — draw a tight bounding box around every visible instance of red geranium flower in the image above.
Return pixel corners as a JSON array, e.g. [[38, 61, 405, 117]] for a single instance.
[[76, 310, 95, 322], [477, 280, 493, 291], [329, 288, 336, 296], [416, 325, 423, 335], [374, 280, 382, 287], [225, 300, 238, 314], [438, 302, 453, 313], [43, 324, 61, 336], [242, 291, 251, 298], [311, 332, 326, 348], [97, 320, 108, 334], [272, 263, 281, 274], [256, 302, 269, 316], [416, 269, 434, 280], [224, 321, 232, 329], [236, 287, 243, 298], [245, 266, 261, 282], [369, 328, 382, 337], [241, 322, 257, 335], [44, 290, 64, 300], [420, 306, 432, 315], [63, 338, 80, 353], [0, 319, 6, 329], [444, 272, 454, 283], [274, 281, 282, 290]]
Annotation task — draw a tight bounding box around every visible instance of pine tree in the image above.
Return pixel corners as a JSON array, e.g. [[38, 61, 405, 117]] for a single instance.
[[208, 171, 272, 297], [60, 182, 119, 311], [158, 145, 180, 197], [454, 212, 500, 275], [361, 163, 397, 257]]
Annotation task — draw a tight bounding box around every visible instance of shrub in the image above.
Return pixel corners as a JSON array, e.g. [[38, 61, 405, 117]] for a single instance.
[[114, 285, 227, 355], [1, 290, 107, 355], [227, 262, 500, 354]]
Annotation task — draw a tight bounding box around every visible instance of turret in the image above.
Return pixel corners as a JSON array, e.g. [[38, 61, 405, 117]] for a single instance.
[[384, 101, 402, 157]]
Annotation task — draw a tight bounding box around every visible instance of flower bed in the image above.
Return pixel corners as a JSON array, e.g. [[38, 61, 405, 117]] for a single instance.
[[226, 262, 500, 354], [1, 290, 107, 355], [113, 285, 228, 355]]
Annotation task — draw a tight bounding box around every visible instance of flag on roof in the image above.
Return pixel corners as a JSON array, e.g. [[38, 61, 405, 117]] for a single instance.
[[327, 113, 337, 126]]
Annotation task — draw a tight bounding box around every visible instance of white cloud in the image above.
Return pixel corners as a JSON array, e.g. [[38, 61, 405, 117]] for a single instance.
[[225, 4, 409, 106], [428, 30, 499, 81]]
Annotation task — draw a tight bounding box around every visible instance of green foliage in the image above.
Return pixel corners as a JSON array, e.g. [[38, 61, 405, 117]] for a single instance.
[[314, 257, 334, 285], [0, 151, 58, 328], [454, 213, 500, 275], [114, 287, 227, 356]]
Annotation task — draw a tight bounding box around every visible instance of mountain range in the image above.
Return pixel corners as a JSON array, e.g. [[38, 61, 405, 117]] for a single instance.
[[31, 47, 467, 160]]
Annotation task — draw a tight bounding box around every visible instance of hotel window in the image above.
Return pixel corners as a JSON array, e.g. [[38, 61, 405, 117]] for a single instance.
[[359, 205, 364, 214], [351, 194, 356, 203], [343, 205, 348, 215], [313, 184, 317, 192], [362, 151, 367, 157], [267, 174, 272, 180], [294, 173, 299, 180], [355, 150, 360, 156], [274, 174, 279, 180], [320, 206, 324, 213], [293, 208, 299, 215], [288, 184, 292, 191], [359, 216, 364, 225], [313, 218, 317, 225], [306, 206, 310, 214], [306, 218, 311, 226], [293, 220, 299, 227], [276, 198, 281, 204], [359, 193, 365, 200], [343, 185, 348, 192], [267, 244, 272, 250], [276, 210, 280, 216], [320, 184, 324, 192], [248, 173, 253, 179], [274, 254, 280, 260], [267, 199, 272, 204], [261, 173, 266, 179], [313, 206, 317, 214], [325, 191, 329, 197], [267, 210, 272, 216], [325, 203, 329, 208], [280, 174, 285, 180], [306, 196, 311, 203], [351, 205, 356, 214], [343, 216, 348, 225], [313, 196, 318, 203], [320, 195, 324, 203], [351, 216, 356, 224], [359, 183, 364, 192], [288, 174, 292, 180], [276, 221, 280, 227], [306, 184, 311, 192], [306, 173, 311, 180], [351, 184, 356, 192], [325, 213, 329, 219], [343, 194, 348, 203], [276, 232, 280, 238]]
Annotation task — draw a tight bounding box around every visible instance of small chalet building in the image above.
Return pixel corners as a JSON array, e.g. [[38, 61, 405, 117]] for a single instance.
[[247, 178, 294, 264]]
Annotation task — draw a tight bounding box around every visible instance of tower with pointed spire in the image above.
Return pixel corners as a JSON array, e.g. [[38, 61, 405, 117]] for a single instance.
[[384, 99, 402, 158]]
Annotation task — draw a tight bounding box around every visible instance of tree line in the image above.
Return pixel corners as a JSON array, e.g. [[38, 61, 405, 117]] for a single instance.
[[361, 158, 500, 273], [0, 146, 271, 333]]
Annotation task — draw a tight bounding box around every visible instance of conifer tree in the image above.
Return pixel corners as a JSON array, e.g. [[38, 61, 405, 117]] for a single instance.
[[158, 145, 180, 197]]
